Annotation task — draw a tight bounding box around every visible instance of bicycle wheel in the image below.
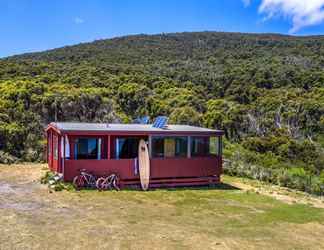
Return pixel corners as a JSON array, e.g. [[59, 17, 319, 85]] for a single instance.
[[73, 175, 85, 190], [89, 176, 97, 188], [96, 177, 107, 191], [112, 175, 120, 191]]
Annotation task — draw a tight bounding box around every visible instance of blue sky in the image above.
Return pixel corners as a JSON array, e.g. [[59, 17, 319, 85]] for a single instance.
[[1, 0, 324, 58]]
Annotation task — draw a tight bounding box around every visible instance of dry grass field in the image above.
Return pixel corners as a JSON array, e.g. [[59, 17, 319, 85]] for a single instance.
[[1, 164, 324, 250]]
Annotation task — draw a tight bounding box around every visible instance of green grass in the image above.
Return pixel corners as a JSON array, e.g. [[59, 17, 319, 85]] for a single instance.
[[76, 184, 324, 232], [1, 164, 324, 249], [68, 186, 324, 249]]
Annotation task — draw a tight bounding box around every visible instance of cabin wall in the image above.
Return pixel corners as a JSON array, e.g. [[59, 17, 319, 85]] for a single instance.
[[64, 159, 134, 181], [150, 157, 222, 178], [46, 128, 61, 173], [47, 130, 52, 170], [63, 156, 222, 182]]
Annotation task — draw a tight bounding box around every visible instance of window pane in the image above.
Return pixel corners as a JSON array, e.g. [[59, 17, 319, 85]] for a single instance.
[[164, 138, 175, 157], [152, 136, 187, 158], [191, 136, 221, 157], [117, 137, 141, 159], [75, 138, 98, 159], [175, 137, 187, 157], [152, 137, 164, 158], [48, 134, 51, 156], [191, 137, 208, 157], [209, 136, 218, 156], [53, 136, 58, 160]]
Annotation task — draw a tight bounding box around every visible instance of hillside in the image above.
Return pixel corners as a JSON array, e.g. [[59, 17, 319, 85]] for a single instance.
[[0, 32, 323, 193]]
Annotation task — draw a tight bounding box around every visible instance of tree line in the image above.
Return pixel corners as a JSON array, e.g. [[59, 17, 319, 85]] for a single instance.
[[0, 32, 323, 193]]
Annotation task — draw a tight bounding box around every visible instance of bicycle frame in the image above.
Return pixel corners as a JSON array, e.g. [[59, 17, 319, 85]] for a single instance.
[[78, 169, 96, 187]]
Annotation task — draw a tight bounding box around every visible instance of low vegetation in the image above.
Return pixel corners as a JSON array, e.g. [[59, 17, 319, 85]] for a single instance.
[[224, 142, 324, 195], [0, 32, 323, 194], [40, 170, 73, 191]]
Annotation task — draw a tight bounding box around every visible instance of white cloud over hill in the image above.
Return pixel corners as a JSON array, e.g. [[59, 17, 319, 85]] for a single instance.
[[244, 0, 324, 33]]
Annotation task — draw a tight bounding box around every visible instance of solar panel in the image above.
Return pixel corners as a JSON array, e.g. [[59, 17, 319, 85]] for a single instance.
[[153, 116, 168, 128], [140, 116, 150, 124], [133, 116, 150, 124]]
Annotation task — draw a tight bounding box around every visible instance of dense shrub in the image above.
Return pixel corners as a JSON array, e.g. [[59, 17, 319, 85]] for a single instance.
[[41, 171, 73, 192], [224, 145, 324, 196], [0, 150, 19, 164]]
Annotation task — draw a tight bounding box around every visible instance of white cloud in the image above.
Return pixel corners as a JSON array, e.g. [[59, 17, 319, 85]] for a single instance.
[[242, 0, 251, 7], [74, 17, 84, 24], [258, 0, 324, 33]]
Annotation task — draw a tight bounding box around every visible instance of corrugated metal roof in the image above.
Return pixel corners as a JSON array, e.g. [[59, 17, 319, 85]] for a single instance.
[[50, 122, 221, 133]]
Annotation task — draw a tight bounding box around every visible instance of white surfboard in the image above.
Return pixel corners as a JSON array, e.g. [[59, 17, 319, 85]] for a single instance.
[[138, 139, 150, 190]]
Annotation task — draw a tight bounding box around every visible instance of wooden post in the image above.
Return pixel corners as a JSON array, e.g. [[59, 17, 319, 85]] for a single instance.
[[107, 135, 111, 159], [187, 136, 191, 158], [63, 134, 65, 177], [57, 134, 61, 172], [148, 135, 152, 158], [98, 138, 101, 160], [116, 138, 119, 160]]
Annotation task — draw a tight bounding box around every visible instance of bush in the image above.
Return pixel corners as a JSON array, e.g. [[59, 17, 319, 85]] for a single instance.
[[223, 146, 324, 196], [41, 170, 73, 192], [277, 168, 308, 191], [0, 150, 19, 164]]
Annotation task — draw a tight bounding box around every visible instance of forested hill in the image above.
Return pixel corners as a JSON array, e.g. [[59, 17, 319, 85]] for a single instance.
[[0, 32, 324, 193]]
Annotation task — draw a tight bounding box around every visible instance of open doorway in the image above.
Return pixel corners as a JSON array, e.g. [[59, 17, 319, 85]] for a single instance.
[[114, 136, 148, 159]]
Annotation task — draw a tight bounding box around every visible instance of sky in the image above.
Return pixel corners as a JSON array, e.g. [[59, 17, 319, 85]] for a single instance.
[[1, 0, 324, 58]]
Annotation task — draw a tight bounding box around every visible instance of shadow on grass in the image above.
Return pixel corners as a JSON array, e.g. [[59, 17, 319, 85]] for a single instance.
[[120, 182, 241, 192], [162, 182, 241, 191]]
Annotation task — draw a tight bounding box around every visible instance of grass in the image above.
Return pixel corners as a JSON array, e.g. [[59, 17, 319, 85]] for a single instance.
[[0, 164, 324, 249]]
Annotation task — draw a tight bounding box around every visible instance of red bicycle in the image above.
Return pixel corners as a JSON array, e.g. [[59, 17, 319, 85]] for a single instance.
[[96, 173, 120, 191], [73, 169, 97, 190]]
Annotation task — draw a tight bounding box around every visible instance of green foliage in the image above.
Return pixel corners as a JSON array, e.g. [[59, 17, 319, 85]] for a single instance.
[[0, 32, 324, 194], [224, 143, 324, 195], [0, 150, 18, 164], [117, 83, 152, 117], [41, 170, 74, 191], [169, 106, 201, 125]]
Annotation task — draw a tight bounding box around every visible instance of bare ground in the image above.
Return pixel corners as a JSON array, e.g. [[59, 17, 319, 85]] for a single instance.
[[0, 164, 324, 250]]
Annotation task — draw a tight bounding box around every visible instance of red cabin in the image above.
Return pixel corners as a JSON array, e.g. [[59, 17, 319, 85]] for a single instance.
[[46, 122, 224, 188]]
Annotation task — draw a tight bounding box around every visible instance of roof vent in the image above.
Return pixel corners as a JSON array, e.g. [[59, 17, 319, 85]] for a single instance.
[[152, 116, 168, 129]]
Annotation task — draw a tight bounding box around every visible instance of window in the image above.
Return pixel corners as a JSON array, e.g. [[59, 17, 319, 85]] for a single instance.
[[116, 137, 142, 159], [191, 136, 222, 157], [53, 135, 58, 160], [48, 133, 51, 157], [74, 138, 101, 160], [151, 136, 187, 158]]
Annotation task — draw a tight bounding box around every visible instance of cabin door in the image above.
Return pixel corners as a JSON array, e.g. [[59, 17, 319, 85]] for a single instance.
[[52, 134, 59, 172]]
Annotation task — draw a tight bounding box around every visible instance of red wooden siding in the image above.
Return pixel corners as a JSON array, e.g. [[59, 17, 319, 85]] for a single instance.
[[64, 159, 134, 181], [150, 157, 221, 179], [63, 157, 221, 182]]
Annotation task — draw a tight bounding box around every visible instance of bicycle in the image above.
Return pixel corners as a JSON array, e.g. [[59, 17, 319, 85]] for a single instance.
[[73, 169, 97, 190], [96, 173, 120, 191]]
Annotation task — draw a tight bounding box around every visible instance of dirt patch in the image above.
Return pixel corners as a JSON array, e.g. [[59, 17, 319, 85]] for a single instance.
[[0, 182, 15, 193]]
